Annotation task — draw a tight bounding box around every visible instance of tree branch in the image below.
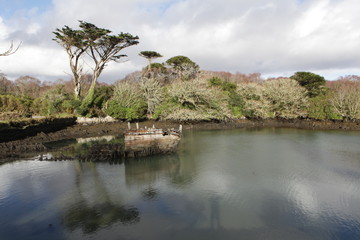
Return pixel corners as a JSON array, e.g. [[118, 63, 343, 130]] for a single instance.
[[0, 41, 22, 56]]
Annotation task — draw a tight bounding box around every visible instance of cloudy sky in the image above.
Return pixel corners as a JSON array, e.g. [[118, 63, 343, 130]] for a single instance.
[[0, 0, 360, 83]]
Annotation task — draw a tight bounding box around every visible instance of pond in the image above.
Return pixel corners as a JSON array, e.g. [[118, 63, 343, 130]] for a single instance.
[[0, 128, 360, 240]]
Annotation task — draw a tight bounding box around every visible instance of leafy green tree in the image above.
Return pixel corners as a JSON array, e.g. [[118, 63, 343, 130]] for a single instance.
[[290, 72, 325, 97], [53, 21, 139, 104], [0, 94, 32, 114], [139, 51, 162, 71], [53, 25, 88, 99], [307, 94, 340, 120], [80, 85, 114, 117], [165, 55, 199, 80], [33, 85, 76, 116], [208, 77, 243, 117]]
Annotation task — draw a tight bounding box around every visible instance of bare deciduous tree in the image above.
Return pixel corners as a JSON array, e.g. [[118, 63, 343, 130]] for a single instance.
[[0, 74, 15, 94], [238, 79, 308, 119], [329, 81, 360, 120], [139, 77, 163, 115], [14, 75, 41, 98]]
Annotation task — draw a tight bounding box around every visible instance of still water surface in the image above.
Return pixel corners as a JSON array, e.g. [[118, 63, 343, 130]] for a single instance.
[[1, 128, 360, 240]]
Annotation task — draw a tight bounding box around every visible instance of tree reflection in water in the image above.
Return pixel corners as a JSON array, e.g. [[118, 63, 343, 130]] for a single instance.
[[62, 161, 140, 234], [63, 202, 139, 234]]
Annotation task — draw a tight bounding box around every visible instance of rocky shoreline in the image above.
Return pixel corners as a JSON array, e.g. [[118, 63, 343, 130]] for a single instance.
[[0, 118, 359, 161]]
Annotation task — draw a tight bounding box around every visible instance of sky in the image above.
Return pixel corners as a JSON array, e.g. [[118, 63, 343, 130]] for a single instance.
[[0, 0, 360, 83]]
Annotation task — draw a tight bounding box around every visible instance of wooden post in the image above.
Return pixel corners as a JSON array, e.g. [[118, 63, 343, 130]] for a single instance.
[[128, 122, 131, 130], [136, 122, 139, 129]]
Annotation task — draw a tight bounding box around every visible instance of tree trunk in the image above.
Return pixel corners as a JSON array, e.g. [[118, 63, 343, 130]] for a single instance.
[[74, 81, 81, 100], [81, 70, 100, 112]]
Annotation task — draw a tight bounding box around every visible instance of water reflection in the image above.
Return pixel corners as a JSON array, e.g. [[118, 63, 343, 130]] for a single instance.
[[209, 195, 222, 229], [1, 128, 360, 240], [42, 134, 181, 161], [62, 161, 140, 234], [124, 154, 181, 186]]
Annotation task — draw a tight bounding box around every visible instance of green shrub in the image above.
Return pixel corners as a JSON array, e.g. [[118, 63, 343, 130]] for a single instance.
[[104, 81, 147, 120], [105, 100, 146, 120], [0, 94, 32, 114], [32, 85, 77, 116], [208, 77, 243, 117], [307, 94, 341, 120], [157, 79, 231, 121]]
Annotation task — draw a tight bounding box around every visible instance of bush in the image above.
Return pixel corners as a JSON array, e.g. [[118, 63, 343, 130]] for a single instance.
[[0, 94, 32, 114], [32, 85, 76, 116], [156, 79, 231, 121], [238, 79, 308, 119], [104, 81, 147, 120], [78, 85, 113, 117], [307, 94, 341, 120], [139, 77, 164, 116], [263, 79, 308, 118], [105, 100, 146, 120], [237, 83, 270, 118], [208, 77, 243, 117]]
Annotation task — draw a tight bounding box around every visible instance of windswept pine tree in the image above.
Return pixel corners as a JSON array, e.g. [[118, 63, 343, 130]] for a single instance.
[[53, 21, 139, 114]]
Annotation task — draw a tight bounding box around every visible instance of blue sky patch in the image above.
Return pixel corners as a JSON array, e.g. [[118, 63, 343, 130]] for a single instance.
[[0, 0, 53, 19]]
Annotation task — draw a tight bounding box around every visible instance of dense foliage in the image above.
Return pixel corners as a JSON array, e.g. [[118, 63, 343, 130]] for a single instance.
[[1, 43, 360, 122], [290, 72, 326, 97]]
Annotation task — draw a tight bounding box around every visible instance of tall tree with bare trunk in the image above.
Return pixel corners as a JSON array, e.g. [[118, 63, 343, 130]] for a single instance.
[[53, 21, 139, 112], [53, 25, 88, 100]]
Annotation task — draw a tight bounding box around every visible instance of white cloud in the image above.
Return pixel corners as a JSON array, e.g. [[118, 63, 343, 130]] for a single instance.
[[0, 17, 9, 39], [0, 0, 360, 82]]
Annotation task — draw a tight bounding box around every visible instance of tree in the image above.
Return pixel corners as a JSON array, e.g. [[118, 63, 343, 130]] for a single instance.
[[139, 77, 163, 115], [329, 81, 360, 120], [290, 72, 325, 97], [0, 74, 15, 94], [53, 21, 139, 103], [262, 79, 308, 118], [165, 55, 199, 80], [53, 25, 87, 100], [238, 79, 308, 119], [139, 51, 162, 71], [337, 75, 360, 82], [14, 75, 41, 98], [0, 41, 21, 56], [157, 78, 230, 121]]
